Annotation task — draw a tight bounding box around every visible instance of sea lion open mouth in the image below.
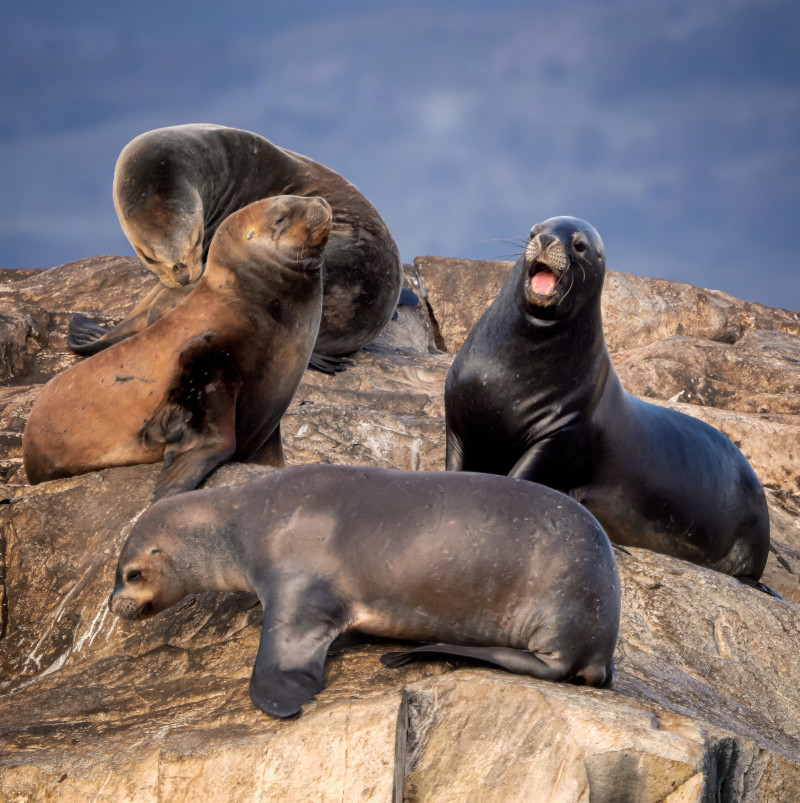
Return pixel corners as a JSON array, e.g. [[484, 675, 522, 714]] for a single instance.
[[530, 266, 558, 296]]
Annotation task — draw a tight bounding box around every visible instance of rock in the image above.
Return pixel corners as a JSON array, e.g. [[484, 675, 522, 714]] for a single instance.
[[0, 304, 50, 385], [414, 255, 800, 356], [1, 254, 800, 799], [414, 255, 512, 353], [601, 272, 800, 354], [615, 331, 800, 414], [0, 257, 152, 385]]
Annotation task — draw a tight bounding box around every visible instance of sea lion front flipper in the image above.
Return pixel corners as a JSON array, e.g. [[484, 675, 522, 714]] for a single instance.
[[507, 442, 552, 482], [445, 429, 465, 471], [250, 576, 347, 718], [307, 352, 355, 374], [67, 283, 166, 355], [251, 423, 286, 467], [149, 348, 242, 501]]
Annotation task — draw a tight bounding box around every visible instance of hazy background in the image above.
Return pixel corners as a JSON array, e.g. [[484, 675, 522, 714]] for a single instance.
[[2, 0, 798, 309]]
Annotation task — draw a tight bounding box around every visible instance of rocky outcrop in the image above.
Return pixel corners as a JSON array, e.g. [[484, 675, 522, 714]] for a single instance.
[[1, 256, 799, 801]]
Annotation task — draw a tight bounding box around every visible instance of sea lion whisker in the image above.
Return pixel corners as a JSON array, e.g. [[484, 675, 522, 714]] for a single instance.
[[557, 273, 575, 307]]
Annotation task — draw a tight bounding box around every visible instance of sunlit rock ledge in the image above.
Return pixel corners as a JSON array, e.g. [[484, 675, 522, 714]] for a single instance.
[[1, 256, 799, 801]]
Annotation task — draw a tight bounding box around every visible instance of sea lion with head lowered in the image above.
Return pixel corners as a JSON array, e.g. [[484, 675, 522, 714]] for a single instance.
[[24, 195, 331, 501], [109, 464, 620, 719], [445, 216, 771, 588], [67, 123, 405, 373]]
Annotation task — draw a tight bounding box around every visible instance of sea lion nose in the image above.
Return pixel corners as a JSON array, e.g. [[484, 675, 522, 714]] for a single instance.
[[537, 234, 556, 251], [172, 263, 191, 286]]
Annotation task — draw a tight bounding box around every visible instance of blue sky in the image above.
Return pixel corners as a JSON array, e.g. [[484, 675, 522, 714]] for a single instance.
[[2, 0, 799, 309]]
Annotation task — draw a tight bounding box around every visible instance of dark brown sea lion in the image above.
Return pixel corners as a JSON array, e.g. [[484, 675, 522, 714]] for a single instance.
[[445, 216, 771, 588], [108, 464, 621, 718], [67, 123, 404, 372], [24, 195, 331, 501]]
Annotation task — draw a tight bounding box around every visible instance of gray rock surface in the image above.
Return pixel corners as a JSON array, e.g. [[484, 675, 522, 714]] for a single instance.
[[1, 255, 799, 801]]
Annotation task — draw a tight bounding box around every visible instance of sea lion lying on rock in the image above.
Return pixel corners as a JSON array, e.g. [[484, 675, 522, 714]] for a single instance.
[[109, 465, 621, 718]]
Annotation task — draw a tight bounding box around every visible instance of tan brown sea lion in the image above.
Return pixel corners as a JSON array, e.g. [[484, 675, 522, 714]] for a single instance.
[[445, 216, 772, 591], [24, 195, 331, 501], [109, 465, 621, 718], [67, 123, 404, 372]]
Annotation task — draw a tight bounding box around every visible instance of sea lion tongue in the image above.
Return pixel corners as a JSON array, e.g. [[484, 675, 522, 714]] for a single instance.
[[532, 269, 557, 295]]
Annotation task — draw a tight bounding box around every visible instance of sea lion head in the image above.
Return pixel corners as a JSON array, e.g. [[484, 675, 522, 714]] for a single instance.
[[108, 516, 189, 621], [117, 184, 205, 290], [521, 216, 605, 317], [209, 195, 333, 275]]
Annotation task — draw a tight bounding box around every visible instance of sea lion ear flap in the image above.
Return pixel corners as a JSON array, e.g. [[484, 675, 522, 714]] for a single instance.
[[249, 577, 345, 718]]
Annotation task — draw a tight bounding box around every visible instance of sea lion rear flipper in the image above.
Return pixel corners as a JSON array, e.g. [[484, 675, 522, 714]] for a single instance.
[[250, 576, 346, 718], [737, 576, 783, 599], [380, 643, 591, 683], [397, 287, 420, 307], [308, 352, 355, 374], [393, 288, 420, 318]]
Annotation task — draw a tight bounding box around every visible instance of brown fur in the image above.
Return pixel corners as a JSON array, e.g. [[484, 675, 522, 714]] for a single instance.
[[24, 195, 331, 500]]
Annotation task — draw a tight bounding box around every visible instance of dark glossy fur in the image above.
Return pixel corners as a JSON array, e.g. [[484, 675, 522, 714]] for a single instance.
[[445, 216, 770, 581]]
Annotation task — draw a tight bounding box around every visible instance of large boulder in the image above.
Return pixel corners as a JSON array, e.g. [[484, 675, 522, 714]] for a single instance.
[[1, 255, 799, 801]]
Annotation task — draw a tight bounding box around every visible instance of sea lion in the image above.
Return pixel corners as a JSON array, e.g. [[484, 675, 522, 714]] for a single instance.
[[67, 123, 405, 372], [24, 195, 331, 501], [109, 464, 621, 718], [445, 216, 771, 586]]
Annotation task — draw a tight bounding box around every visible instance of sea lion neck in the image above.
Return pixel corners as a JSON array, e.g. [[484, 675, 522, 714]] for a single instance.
[[199, 127, 302, 233], [156, 505, 256, 595]]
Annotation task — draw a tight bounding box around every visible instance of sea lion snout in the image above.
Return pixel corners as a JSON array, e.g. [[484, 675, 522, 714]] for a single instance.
[[525, 233, 570, 272], [172, 262, 192, 286], [109, 593, 144, 620], [299, 196, 333, 247]]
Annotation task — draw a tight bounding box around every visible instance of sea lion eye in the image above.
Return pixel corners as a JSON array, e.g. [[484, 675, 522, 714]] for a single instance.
[[275, 215, 287, 225], [150, 548, 161, 554], [573, 238, 588, 253], [141, 254, 160, 266], [126, 570, 142, 582]]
